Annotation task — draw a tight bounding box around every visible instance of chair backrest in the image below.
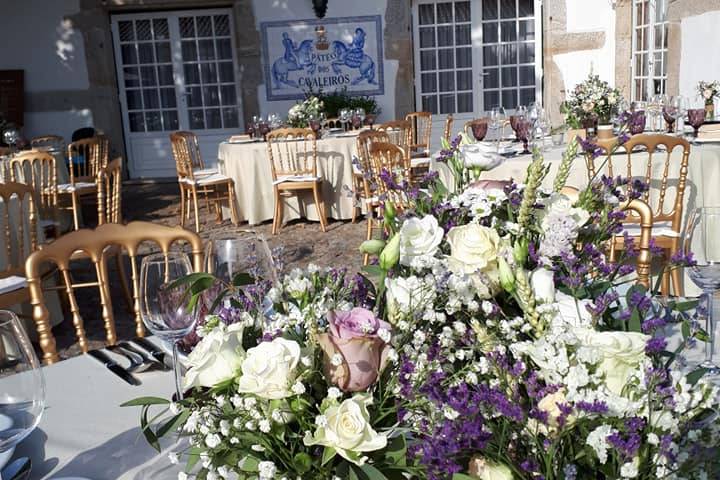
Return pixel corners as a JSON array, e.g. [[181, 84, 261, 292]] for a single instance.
[[172, 131, 204, 169], [266, 128, 317, 179], [9, 150, 58, 216], [405, 111, 432, 154], [586, 134, 690, 232], [356, 131, 390, 199], [169, 132, 196, 182], [67, 136, 109, 183], [97, 157, 123, 225], [71, 127, 96, 142], [376, 120, 412, 153], [25, 221, 204, 364], [368, 142, 411, 208], [30, 135, 64, 153], [443, 115, 454, 143], [463, 118, 489, 138], [0, 182, 38, 279]]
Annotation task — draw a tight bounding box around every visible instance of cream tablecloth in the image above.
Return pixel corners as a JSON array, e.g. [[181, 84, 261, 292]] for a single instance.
[[431, 140, 720, 296], [217, 134, 359, 225]]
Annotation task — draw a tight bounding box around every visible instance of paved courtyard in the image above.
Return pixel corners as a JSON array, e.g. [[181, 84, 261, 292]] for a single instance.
[[52, 181, 367, 359]]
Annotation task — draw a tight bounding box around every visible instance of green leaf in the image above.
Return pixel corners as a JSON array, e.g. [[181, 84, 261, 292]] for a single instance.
[[232, 272, 255, 287], [362, 265, 384, 278], [675, 299, 700, 312], [156, 409, 190, 438], [190, 275, 217, 296], [348, 465, 361, 480], [209, 288, 230, 314], [186, 446, 203, 472], [321, 446, 337, 466], [140, 405, 161, 452], [238, 455, 260, 472], [629, 308, 642, 333], [359, 464, 389, 480], [167, 272, 215, 290], [687, 367, 709, 386], [682, 319, 691, 340], [384, 435, 407, 465], [451, 475, 476, 480], [120, 396, 170, 407], [293, 452, 313, 474]]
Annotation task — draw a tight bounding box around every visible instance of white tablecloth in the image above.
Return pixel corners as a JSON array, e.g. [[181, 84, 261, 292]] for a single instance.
[[217, 134, 359, 225], [431, 141, 720, 296]]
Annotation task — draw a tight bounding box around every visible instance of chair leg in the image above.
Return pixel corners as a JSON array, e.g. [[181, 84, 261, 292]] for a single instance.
[[115, 251, 133, 314], [70, 191, 80, 230], [179, 185, 186, 228], [191, 188, 201, 233], [228, 181, 239, 225], [660, 269, 671, 296], [272, 188, 281, 235], [312, 184, 327, 232]]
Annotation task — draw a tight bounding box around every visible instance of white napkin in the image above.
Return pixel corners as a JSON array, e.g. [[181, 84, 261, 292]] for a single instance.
[[0, 276, 26, 295]]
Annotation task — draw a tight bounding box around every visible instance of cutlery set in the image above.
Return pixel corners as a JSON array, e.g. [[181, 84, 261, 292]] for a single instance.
[[88, 339, 170, 385]]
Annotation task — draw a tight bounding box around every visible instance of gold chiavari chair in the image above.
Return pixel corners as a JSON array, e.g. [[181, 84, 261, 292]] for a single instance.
[[354, 132, 390, 261], [26, 221, 204, 364], [443, 114, 454, 144], [405, 111, 432, 158], [0, 182, 38, 309], [10, 150, 59, 239], [61, 136, 109, 230], [267, 128, 327, 235], [172, 131, 217, 176], [326, 118, 343, 130], [585, 134, 690, 295], [376, 120, 411, 154], [562, 186, 653, 288], [97, 157, 123, 225], [170, 132, 239, 233], [30, 135, 64, 154]]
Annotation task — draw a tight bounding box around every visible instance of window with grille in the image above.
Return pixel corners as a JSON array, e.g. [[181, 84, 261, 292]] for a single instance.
[[631, 0, 669, 101]]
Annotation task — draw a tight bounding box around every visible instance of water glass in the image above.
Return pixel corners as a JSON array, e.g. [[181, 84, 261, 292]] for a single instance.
[[687, 109, 706, 138], [489, 107, 506, 147], [139, 252, 195, 399], [0, 311, 45, 456], [205, 234, 278, 287], [683, 207, 720, 374]]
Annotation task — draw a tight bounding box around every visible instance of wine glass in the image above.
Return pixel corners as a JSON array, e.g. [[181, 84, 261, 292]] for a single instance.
[[205, 234, 278, 287], [139, 252, 195, 400], [515, 118, 531, 154], [2, 130, 19, 154], [354, 108, 366, 129], [687, 108, 706, 139], [683, 207, 720, 375], [674, 96, 688, 133], [308, 114, 322, 139], [0, 311, 45, 459], [489, 107, 506, 150], [339, 108, 351, 131], [662, 98, 678, 133], [470, 120, 488, 141]]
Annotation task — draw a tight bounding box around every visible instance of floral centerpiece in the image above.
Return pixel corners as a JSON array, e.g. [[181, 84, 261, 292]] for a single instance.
[[697, 80, 720, 120], [127, 134, 720, 479], [287, 96, 324, 128], [561, 74, 623, 130]]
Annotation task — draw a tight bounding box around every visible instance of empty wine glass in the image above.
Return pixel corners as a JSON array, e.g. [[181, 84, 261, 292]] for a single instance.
[[662, 98, 678, 133], [205, 234, 278, 287], [0, 311, 45, 458], [308, 114, 322, 138], [515, 118, 531, 154], [470, 120, 488, 141], [687, 108, 706, 139], [489, 107, 506, 150], [339, 108, 351, 131], [354, 108, 366, 129], [683, 207, 720, 375], [139, 252, 195, 400]]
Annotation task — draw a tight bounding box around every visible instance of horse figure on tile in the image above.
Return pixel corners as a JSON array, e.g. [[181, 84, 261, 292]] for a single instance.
[[272, 38, 316, 89], [331, 28, 376, 85]]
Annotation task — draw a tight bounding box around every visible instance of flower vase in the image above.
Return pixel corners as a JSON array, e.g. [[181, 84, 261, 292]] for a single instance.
[[597, 124, 614, 140], [706, 100, 715, 120]]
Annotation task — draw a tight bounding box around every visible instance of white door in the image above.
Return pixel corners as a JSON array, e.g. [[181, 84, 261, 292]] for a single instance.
[[111, 10, 244, 178], [412, 0, 542, 151]]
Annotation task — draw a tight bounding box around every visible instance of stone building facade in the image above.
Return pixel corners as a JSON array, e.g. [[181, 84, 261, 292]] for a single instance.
[[1, 0, 718, 178]]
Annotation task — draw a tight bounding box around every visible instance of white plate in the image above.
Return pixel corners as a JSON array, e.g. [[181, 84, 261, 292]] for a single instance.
[[0, 413, 14, 470]]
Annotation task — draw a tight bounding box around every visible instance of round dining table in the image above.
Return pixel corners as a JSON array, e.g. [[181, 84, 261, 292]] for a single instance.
[[217, 132, 360, 226]]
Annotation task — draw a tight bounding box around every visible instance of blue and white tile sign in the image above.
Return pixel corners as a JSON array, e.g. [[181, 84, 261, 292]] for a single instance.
[[261, 15, 384, 101]]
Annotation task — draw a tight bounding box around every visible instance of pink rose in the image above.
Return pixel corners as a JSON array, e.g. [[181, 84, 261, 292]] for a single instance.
[[318, 308, 392, 392]]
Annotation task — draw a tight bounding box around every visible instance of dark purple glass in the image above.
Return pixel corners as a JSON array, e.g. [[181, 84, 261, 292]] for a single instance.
[[662, 106, 678, 133], [309, 119, 321, 138], [629, 111, 646, 135], [471, 121, 488, 141], [247, 124, 256, 138], [365, 114, 376, 128], [351, 114, 363, 130], [258, 121, 270, 141], [516, 118, 531, 153], [509, 115, 521, 139], [688, 109, 706, 137]]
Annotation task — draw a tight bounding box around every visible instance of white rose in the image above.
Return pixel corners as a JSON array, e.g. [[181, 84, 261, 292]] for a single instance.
[[446, 224, 501, 274], [237, 337, 301, 399], [399, 215, 444, 266], [538, 193, 590, 233], [304, 394, 387, 465], [385, 276, 433, 323], [458, 144, 504, 171], [184, 322, 245, 389], [468, 457, 513, 480], [530, 268, 555, 303], [572, 328, 649, 396], [553, 292, 593, 328]]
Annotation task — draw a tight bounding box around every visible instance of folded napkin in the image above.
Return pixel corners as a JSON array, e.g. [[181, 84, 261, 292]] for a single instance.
[[698, 123, 720, 140], [0, 276, 26, 295]]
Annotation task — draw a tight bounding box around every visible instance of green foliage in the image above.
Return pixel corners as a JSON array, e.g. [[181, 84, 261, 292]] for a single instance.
[[305, 86, 381, 117]]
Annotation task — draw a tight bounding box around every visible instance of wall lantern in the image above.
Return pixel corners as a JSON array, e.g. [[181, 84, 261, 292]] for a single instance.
[[312, 0, 328, 18]]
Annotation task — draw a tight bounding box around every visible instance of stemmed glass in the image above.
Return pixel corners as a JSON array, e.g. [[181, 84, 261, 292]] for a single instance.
[[205, 234, 278, 286], [339, 108, 351, 131], [683, 207, 720, 375], [489, 107, 506, 151], [0, 311, 45, 465], [515, 118, 532, 154], [662, 98, 678, 133], [319, 112, 328, 134], [353, 108, 366, 129], [2, 130, 19, 155], [139, 252, 196, 400], [687, 109, 706, 139], [470, 120, 488, 141], [308, 114, 322, 139]]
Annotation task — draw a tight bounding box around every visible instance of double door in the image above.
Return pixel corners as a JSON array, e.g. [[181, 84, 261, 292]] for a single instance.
[[412, 0, 542, 148], [111, 9, 243, 178]]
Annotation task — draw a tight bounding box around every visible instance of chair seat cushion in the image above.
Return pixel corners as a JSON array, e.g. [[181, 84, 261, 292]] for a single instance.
[[185, 173, 231, 186], [410, 156, 431, 167], [194, 168, 218, 177], [58, 182, 96, 193], [0, 276, 26, 295], [623, 221, 679, 238], [273, 175, 321, 186]]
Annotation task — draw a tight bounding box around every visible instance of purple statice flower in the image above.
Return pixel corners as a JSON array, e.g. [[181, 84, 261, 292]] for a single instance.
[[646, 336, 668, 354], [670, 249, 696, 267], [586, 289, 620, 317], [575, 400, 609, 414], [563, 464, 578, 480], [608, 430, 642, 460], [378, 168, 402, 191], [642, 314, 668, 333], [579, 136, 604, 159]]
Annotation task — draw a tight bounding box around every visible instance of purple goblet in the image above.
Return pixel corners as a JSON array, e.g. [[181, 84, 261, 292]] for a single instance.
[[258, 121, 270, 141], [351, 114, 363, 130], [509, 115, 521, 139], [470, 120, 488, 141], [629, 111, 646, 135], [688, 109, 706, 138], [309, 119, 321, 138], [662, 106, 678, 133], [516, 119, 531, 153], [365, 114, 376, 129]]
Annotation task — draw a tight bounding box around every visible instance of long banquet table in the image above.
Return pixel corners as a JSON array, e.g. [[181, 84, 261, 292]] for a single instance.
[[217, 133, 359, 225]]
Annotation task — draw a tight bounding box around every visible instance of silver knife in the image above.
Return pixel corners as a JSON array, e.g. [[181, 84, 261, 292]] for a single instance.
[[133, 338, 171, 369], [88, 349, 141, 386]]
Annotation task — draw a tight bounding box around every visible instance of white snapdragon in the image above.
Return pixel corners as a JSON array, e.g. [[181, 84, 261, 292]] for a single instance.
[[587, 424, 616, 464]]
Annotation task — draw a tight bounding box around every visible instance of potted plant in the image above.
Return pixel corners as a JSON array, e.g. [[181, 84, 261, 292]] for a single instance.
[[698, 80, 720, 120]]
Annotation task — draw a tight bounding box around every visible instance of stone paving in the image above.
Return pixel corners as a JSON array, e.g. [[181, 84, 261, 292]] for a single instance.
[[52, 181, 367, 359]]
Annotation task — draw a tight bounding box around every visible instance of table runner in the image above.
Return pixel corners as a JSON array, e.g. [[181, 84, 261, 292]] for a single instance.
[[217, 134, 359, 225]]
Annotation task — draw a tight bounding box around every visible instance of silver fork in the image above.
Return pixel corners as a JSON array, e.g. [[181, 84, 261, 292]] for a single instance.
[[119, 341, 169, 371], [107, 345, 152, 373]]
